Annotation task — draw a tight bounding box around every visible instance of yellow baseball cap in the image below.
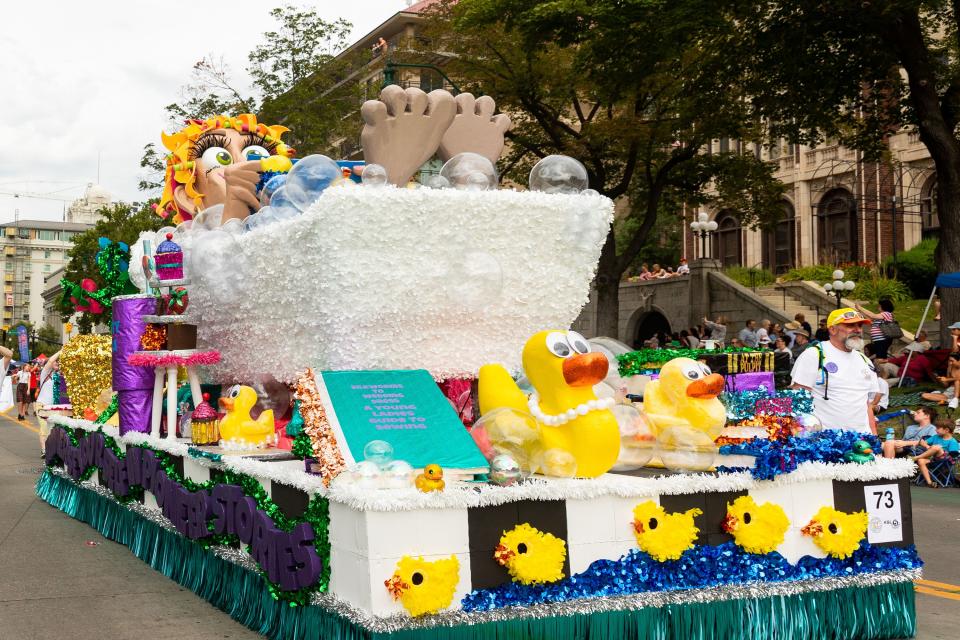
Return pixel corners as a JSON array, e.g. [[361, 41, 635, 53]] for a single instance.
[[826, 307, 871, 328]]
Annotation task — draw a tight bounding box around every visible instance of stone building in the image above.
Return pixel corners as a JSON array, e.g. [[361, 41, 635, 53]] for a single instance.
[[684, 132, 937, 272]]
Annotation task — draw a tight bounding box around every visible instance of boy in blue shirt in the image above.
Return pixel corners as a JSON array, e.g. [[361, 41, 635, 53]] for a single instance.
[[915, 420, 960, 487], [881, 407, 937, 458]]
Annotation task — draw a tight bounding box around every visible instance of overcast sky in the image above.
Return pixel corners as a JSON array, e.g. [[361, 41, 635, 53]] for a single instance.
[[0, 1, 414, 223]]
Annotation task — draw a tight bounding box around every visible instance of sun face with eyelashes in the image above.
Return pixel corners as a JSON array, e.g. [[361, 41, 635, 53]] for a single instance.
[[158, 114, 294, 224]]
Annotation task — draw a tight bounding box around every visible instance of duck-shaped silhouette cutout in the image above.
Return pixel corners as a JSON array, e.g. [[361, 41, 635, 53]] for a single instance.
[[478, 330, 619, 477], [721, 495, 790, 554], [632, 501, 702, 561], [385, 555, 459, 617], [801, 506, 868, 559]]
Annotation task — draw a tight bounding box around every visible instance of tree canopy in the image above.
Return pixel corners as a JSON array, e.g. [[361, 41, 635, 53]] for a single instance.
[[58, 201, 164, 332], [416, 0, 786, 334]]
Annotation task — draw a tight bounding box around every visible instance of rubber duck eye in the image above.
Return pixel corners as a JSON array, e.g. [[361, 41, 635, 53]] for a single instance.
[[743, 512, 752, 525], [517, 543, 528, 554], [545, 332, 573, 358], [648, 517, 658, 530], [411, 572, 424, 585], [241, 145, 270, 161], [566, 331, 590, 354], [200, 146, 233, 169], [828, 523, 838, 534], [700, 364, 712, 376], [229, 386, 240, 398], [682, 364, 700, 380]]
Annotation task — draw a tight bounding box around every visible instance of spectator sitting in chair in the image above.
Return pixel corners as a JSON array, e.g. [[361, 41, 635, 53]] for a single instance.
[[881, 407, 937, 458], [875, 345, 939, 384], [914, 419, 960, 487], [921, 351, 960, 409]]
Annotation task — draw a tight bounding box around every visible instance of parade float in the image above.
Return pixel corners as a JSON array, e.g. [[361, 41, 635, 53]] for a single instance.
[[38, 88, 920, 640]]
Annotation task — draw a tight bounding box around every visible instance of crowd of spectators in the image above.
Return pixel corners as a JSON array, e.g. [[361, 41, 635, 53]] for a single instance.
[[626, 258, 691, 281]]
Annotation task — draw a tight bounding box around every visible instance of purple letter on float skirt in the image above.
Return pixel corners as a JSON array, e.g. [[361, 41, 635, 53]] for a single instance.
[[112, 295, 157, 392], [118, 389, 152, 435]]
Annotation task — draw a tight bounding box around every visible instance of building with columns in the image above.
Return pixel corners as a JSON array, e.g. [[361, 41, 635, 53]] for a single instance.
[[683, 130, 938, 272]]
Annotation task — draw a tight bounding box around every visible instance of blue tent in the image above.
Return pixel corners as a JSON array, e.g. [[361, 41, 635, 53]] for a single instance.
[[899, 271, 960, 386], [935, 272, 960, 288]]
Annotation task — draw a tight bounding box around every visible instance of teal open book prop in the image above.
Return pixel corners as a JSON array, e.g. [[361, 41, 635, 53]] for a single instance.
[[317, 370, 489, 473]]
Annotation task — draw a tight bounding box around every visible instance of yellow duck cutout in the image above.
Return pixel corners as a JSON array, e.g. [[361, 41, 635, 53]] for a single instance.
[[801, 506, 868, 559], [415, 464, 445, 493], [642, 358, 726, 440], [478, 330, 619, 478], [631, 501, 702, 561], [494, 523, 566, 585], [721, 496, 790, 554], [385, 555, 460, 617], [218, 385, 276, 447]]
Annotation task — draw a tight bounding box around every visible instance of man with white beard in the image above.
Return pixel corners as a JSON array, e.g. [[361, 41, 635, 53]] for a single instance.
[[790, 308, 879, 434]]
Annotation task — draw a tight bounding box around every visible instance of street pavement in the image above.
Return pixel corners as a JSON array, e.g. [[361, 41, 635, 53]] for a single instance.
[[0, 411, 957, 639]]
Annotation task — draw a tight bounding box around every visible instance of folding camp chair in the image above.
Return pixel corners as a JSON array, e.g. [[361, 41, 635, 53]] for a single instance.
[[914, 455, 958, 488]]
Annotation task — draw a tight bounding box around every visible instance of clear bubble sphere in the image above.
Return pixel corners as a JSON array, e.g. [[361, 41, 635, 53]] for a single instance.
[[440, 152, 498, 190], [529, 155, 589, 194], [794, 413, 823, 437], [259, 174, 287, 208], [361, 163, 388, 187], [488, 453, 522, 486], [285, 154, 342, 211], [424, 175, 450, 189], [363, 439, 395, 468], [655, 426, 718, 473], [534, 448, 578, 478], [381, 460, 414, 488], [610, 405, 655, 471], [471, 407, 540, 473]]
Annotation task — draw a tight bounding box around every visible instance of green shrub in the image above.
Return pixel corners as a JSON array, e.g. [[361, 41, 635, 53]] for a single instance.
[[854, 276, 911, 303], [781, 262, 877, 284], [884, 238, 937, 298], [724, 266, 775, 288]]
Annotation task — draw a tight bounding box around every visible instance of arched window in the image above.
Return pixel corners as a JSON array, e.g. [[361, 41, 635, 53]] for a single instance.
[[920, 175, 939, 238], [817, 188, 857, 263], [712, 211, 742, 267], [762, 201, 796, 274]]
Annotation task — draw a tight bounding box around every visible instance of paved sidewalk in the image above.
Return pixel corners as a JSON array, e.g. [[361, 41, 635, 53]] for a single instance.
[[0, 412, 263, 639]]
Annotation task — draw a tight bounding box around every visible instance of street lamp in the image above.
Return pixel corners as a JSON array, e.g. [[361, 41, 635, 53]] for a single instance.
[[690, 212, 719, 259], [823, 269, 856, 309]]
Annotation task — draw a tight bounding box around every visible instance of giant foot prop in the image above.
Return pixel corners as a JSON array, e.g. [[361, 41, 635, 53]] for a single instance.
[[360, 86, 456, 186], [438, 93, 511, 164]]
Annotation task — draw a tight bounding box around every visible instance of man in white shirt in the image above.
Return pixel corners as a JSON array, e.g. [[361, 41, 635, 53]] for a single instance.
[[791, 307, 878, 434], [738, 319, 759, 349], [676, 258, 690, 275]]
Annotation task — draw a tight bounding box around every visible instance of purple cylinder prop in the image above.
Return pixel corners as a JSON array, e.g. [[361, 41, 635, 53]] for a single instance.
[[112, 295, 157, 435]]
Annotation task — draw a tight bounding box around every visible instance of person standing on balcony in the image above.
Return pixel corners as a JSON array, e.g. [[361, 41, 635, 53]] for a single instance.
[[854, 299, 895, 358]]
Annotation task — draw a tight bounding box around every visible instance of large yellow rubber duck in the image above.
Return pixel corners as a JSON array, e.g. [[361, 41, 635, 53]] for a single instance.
[[218, 385, 275, 447], [478, 330, 619, 478], [642, 358, 726, 440]]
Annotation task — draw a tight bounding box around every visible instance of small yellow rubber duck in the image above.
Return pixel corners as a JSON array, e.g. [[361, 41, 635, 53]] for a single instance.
[[494, 523, 566, 585], [415, 464, 445, 492], [385, 555, 460, 617], [801, 506, 868, 559], [218, 385, 275, 447], [642, 357, 727, 439], [721, 496, 790, 554], [632, 501, 702, 561]]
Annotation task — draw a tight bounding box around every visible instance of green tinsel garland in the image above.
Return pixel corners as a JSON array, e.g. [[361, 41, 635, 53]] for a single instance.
[[291, 432, 313, 459], [94, 394, 119, 424], [36, 468, 917, 640], [617, 347, 754, 377]]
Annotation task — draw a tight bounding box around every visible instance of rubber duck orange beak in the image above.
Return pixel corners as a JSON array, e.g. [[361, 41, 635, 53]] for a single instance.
[[384, 575, 409, 600], [686, 373, 725, 398], [494, 544, 515, 566], [632, 520, 644, 534], [801, 520, 823, 537], [562, 352, 608, 387], [721, 513, 738, 533], [219, 397, 234, 411]]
